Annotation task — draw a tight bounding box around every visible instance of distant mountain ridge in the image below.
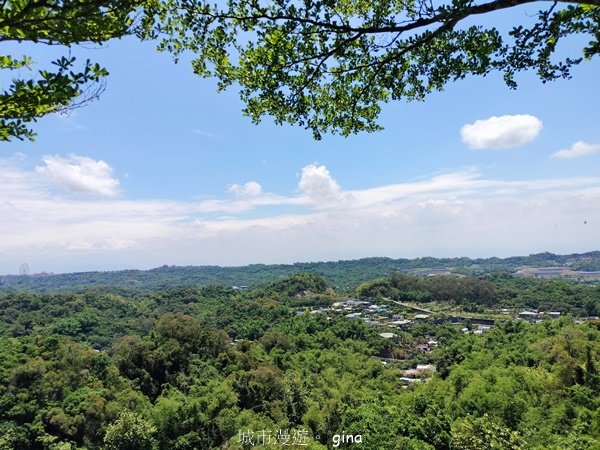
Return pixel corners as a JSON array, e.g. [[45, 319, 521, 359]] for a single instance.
[[2, 251, 599, 292]]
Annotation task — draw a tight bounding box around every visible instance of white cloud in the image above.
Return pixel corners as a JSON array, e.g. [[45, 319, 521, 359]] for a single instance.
[[53, 111, 89, 131], [36, 154, 120, 196], [461, 114, 543, 149], [192, 129, 221, 139], [1, 156, 599, 273], [298, 164, 341, 201], [552, 141, 600, 159], [196, 193, 307, 214], [228, 181, 263, 197], [66, 237, 135, 251]]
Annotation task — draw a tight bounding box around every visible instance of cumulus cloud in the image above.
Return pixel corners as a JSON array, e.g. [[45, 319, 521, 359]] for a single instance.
[[228, 181, 263, 197], [461, 114, 543, 149], [197, 180, 308, 214], [552, 141, 600, 159], [298, 164, 341, 201], [36, 154, 120, 196]]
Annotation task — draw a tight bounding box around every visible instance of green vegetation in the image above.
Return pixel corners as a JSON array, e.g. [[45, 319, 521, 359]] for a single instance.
[[3, 251, 599, 293], [358, 272, 600, 315], [147, 0, 600, 138], [5, 0, 600, 141], [1, 270, 600, 448], [0, 0, 141, 141], [430, 319, 600, 449]]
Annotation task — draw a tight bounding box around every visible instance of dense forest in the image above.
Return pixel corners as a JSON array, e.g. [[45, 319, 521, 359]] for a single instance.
[[357, 273, 600, 316], [2, 251, 600, 293], [1, 271, 600, 449]]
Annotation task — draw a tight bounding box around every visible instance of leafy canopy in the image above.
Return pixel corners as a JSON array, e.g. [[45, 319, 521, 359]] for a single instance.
[[0, 0, 142, 141], [148, 0, 600, 138]]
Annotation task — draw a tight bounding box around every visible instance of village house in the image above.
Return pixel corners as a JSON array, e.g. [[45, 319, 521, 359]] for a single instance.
[[413, 314, 430, 322], [415, 343, 430, 352], [518, 311, 538, 320], [379, 332, 397, 339]]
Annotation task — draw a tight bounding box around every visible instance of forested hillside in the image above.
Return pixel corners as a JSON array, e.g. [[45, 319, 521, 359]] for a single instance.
[[2, 251, 599, 293], [1, 271, 600, 449], [358, 273, 600, 316]]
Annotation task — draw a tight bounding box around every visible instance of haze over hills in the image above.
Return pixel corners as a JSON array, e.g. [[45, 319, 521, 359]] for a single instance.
[[2, 251, 599, 293]]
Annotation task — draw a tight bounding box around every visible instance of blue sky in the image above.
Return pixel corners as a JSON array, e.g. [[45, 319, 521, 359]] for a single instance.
[[1, 18, 600, 274]]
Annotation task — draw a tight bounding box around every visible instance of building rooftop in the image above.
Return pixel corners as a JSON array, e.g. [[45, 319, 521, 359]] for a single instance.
[[379, 332, 397, 339], [389, 319, 411, 326]]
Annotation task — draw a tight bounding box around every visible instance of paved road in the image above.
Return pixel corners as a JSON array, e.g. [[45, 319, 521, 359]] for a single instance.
[[392, 301, 434, 314]]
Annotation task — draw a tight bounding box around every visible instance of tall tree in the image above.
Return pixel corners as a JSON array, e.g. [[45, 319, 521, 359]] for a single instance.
[[149, 0, 600, 139], [0, 0, 142, 141]]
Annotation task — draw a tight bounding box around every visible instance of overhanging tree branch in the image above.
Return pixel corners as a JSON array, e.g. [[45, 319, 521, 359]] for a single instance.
[[145, 0, 600, 138], [185, 0, 600, 35], [0, 0, 142, 140]]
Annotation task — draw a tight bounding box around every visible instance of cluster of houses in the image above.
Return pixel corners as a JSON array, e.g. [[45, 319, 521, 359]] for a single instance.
[[402, 265, 600, 281], [516, 310, 561, 320], [514, 267, 600, 281], [396, 264, 600, 282], [330, 299, 435, 329], [323, 298, 576, 329], [459, 310, 565, 332], [304, 299, 590, 382]]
